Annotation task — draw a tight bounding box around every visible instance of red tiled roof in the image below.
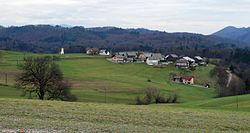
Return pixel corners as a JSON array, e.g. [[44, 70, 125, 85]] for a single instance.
[[181, 76, 194, 81]]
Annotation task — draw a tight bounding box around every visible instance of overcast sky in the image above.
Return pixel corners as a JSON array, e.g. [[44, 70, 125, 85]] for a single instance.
[[0, 0, 249, 34]]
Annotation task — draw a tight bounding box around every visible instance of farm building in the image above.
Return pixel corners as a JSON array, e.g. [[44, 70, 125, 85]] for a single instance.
[[194, 56, 207, 66], [194, 56, 203, 62], [112, 55, 126, 63], [176, 59, 189, 68], [125, 52, 138, 62], [138, 52, 152, 62], [146, 53, 164, 65], [86, 48, 99, 55], [173, 76, 195, 84], [183, 56, 195, 64], [165, 54, 179, 62], [99, 49, 110, 56]]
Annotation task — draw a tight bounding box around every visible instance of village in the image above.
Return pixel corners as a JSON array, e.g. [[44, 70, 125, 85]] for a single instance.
[[81, 48, 209, 87]]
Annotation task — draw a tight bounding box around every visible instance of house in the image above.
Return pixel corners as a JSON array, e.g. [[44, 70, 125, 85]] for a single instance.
[[99, 49, 110, 56], [173, 76, 195, 84], [165, 54, 179, 62], [125, 52, 138, 62], [86, 48, 99, 55], [112, 55, 126, 63], [146, 53, 164, 65], [146, 53, 163, 65], [194, 56, 203, 62], [183, 56, 195, 64], [176, 59, 189, 68], [194, 56, 207, 66], [181, 76, 195, 84], [159, 59, 169, 65], [138, 52, 152, 62]]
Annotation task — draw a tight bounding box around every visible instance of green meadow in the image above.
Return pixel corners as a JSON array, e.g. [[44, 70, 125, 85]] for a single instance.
[[1, 50, 250, 132], [0, 50, 217, 104]]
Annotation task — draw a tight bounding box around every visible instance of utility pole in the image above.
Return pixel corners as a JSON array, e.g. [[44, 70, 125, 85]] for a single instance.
[[236, 95, 239, 111], [105, 87, 107, 103]]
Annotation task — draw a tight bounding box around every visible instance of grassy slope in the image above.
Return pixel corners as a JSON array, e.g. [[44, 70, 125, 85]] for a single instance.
[[0, 51, 217, 104], [0, 98, 250, 132], [180, 94, 250, 112], [1, 51, 250, 132]]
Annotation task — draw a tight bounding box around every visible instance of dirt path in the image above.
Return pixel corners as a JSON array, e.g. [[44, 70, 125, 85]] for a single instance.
[[226, 70, 232, 87]]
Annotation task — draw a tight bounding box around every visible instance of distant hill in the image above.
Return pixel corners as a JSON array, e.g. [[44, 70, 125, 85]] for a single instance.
[[213, 26, 250, 44], [0, 25, 244, 55]]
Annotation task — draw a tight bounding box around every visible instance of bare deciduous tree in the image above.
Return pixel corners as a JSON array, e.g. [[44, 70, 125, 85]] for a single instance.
[[16, 56, 76, 101]]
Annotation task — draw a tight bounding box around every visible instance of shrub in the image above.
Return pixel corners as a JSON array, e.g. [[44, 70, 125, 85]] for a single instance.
[[135, 88, 179, 105], [155, 95, 166, 103], [172, 93, 179, 103], [135, 96, 146, 105]]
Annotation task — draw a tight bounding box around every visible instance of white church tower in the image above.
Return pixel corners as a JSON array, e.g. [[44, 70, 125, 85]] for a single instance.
[[60, 48, 64, 55]]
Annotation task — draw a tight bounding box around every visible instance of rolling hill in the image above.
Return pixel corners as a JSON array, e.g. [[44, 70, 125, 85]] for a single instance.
[[0, 25, 243, 55], [0, 50, 217, 104], [1, 50, 250, 132], [213, 26, 250, 45]]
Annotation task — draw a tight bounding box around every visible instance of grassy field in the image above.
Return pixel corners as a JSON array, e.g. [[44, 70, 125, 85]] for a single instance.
[[1, 98, 250, 132], [1, 50, 250, 132], [179, 94, 250, 112], [0, 50, 217, 104]]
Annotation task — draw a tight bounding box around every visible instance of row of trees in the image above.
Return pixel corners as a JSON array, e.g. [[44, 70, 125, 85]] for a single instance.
[[211, 65, 245, 97], [211, 48, 250, 97]]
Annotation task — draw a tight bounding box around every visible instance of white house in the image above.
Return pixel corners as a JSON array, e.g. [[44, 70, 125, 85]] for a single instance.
[[146, 53, 163, 65], [99, 49, 110, 56]]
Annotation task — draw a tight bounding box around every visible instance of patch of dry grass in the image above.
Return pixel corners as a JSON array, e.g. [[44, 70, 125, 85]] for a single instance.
[[0, 99, 250, 132]]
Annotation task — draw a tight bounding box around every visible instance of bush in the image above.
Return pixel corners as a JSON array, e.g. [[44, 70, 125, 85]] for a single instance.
[[135, 88, 179, 105], [172, 93, 179, 103], [155, 95, 166, 103], [135, 96, 146, 105]]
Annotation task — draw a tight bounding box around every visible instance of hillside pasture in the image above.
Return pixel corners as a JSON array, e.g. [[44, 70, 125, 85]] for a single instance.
[[0, 51, 217, 104]]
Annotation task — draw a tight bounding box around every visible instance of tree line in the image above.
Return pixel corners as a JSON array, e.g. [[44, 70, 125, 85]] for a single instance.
[[211, 48, 250, 97]]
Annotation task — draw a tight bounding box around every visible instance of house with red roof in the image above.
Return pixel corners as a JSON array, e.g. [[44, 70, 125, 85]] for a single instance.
[[173, 76, 194, 85]]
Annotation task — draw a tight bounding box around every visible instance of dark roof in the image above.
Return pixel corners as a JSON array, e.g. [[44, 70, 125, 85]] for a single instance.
[[169, 54, 178, 58], [148, 53, 163, 60]]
